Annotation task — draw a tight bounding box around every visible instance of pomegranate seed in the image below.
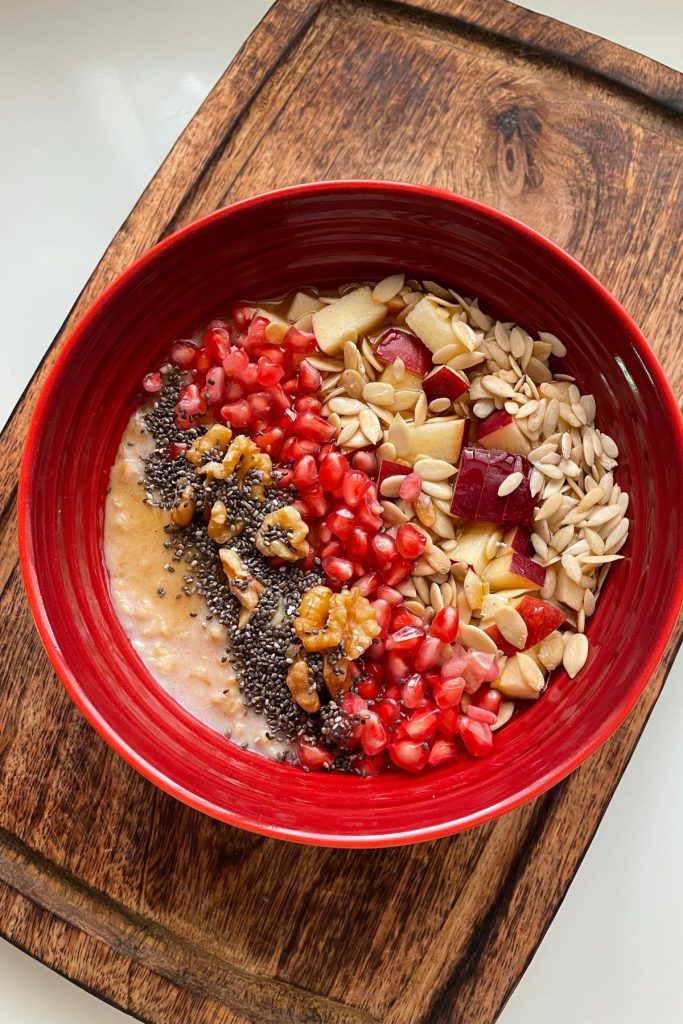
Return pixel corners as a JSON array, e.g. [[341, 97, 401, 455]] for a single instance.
[[248, 391, 273, 416], [224, 379, 246, 402], [177, 383, 206, 418], [297, 739, 334, 771], [376, 585, 403, 606], [274, 468, 293, 490], [395, 523, 428, 559], [428, 738, 458, 768], [389, 739, 429, 773], [323, 556, 354, 584], [257, 357, 285, 386], [352, 450, 378, 475], [291, 455, 318, 489], [303, 485, 328, 518], [405, 705, 441, 741], [284, 326, 317, 353], [382, 558, 413, 586], [441, 650, 469, 679], [355, 752, 387, 776], [401, 673, 425, 708], [355, 571, 381, 598], [284, 438, 321, 460], [282, 376, 299, 396], [434, 675, 466, 710], [371, 533, 396, 568], [356, 498, 383, 532], [142, 371, 161, 393], [194, 347, 212, 373], [414, 636, 442, 672], [340, 692, 369, 746], [438, 707, 461, 735], [231, 302, 255, 331], [203, 367, 225, 405], [357, 678, 381, 701], [242, 362, 259, 388], [222, 347, 250, 376], [387, 652, 412, 685], [365, 638, 385, 661], [319, 452, 349, 492], [220, 399, 252, 428], [170, 339, 197, 367], [320, 539, 342, 559], [297, 360, 322, 393], [245, 315, 269, 347], [296, 411, 335, 443], [391, 608, 424, 632], [399, 473, 423, 502], [294, 396, 322, 414], [204, 326, 231, 360], [429, 606, 460, 643], [361, 711, 388, 756], [341, 469, 371, 507], [385, 625, 424, 652], [466, 705, 498, 725], [254, 427, 285, 457], [167, 441, 187, 459], [370, 598, 392, 634], [326, 507, 355, 539], [347, 526, 369, 560], [476, 688, 502, 716], [459, 717, 493, 757], [463, 651, 500, 689]]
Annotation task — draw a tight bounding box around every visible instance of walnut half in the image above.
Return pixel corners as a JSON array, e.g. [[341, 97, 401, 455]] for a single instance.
[[286, 659, 320, 713], [255, 506, 309, 562], [294, 586, 380, 659], [219, 547, 264, 626]]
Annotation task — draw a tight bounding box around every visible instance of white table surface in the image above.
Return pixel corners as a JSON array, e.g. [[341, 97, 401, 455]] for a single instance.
[[1, 2, 681, 1021]]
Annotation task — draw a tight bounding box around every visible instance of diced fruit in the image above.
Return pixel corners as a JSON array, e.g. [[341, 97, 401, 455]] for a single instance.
[[379, 364, 424, 391], [555, 571, 586, 612], [450, 521, 499, 576], [507, 525, 532, 556], [286, 291, 323, 321], [482, 552, 545, 592], [422, 365, 469, 403], [449, 447, 533, 527], [406, 297, 465, 355], [477, 410, 531, 456], [485, 595, 565, 655], [374, 328, 433, 377], [377, 459, 412, 489], [494, 655, 541, 700], [405, 418, 466, 465], [312, 287, 387, 355]]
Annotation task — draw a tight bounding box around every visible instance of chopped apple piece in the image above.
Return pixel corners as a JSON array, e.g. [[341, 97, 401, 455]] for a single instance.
[[422, 365, 469, 403], [482, 552, 545, 592], [286, 291, 323, 322], [505, 526, 532, 556], [450, 447, 534, 527], [374, 328, 432, 377], [379, 364, 423, 390], [405, 418, 466, 465], [477, 410, 531, 456], [377, 459, 412, 489], [450, 522, 499, 575], [312, 287, 387, 355], [255, 308, 290, 332], [485, 595, 565, 655], [495, 655, 542, 700], [406, 297, 466, 355], [555, 571, 585, 612]]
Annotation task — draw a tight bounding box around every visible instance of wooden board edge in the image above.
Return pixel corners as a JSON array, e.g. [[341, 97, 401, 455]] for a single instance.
[[376, 0, 683, 110]]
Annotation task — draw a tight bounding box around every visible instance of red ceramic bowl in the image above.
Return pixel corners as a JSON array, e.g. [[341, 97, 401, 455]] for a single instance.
[[18, 181, 683, 847]]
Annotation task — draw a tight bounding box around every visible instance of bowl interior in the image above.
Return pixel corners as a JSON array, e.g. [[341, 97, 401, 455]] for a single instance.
[[20, 183, 683, 845]]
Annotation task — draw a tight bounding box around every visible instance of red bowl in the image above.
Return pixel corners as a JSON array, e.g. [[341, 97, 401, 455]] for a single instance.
[[18, 181, 683, 847]]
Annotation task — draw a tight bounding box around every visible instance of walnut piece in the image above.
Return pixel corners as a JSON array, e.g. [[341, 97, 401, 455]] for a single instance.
[[186, 424, 232, 466], [171, 485, 196, 527], [286, 659, 320, 713], [196, 434, 272, 497], [219, 547, 264, 624], [294, 586, 380, 659], [207, 500, 243, 544], [323, 654, 351, 698], [255, 505, 309, 562]]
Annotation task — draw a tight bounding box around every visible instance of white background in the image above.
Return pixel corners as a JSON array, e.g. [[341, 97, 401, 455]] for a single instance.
[[1, 1, 681, 1022]]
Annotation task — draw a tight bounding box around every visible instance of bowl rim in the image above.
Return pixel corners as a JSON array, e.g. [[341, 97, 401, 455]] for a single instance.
[[17, 179, 683, 847]]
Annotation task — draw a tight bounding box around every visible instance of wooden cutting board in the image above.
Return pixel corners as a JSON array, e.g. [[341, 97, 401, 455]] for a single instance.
[[1, 2, 682, 1022]]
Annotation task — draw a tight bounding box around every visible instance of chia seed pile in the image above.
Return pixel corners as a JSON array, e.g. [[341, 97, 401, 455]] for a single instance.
[[140, 372, 356, 769]]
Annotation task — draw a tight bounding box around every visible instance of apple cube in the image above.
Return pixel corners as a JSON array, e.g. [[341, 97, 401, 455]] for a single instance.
[[450, 522, 500, 575], [449, 447, 534, 527], [477, 410, 531, 456], [406, 297, 466, 355], [312, 287, 387, 355], [405, 418, 466, 465], [482, 552, 546, 592], [379, 364, 423, 390], [422, 365, 469, 403], [506, 526, 532, 556], [494, 655, 542, 701], [286, 291, 323, 322], [377, 459, 412, 490], [374, 328, 432, 377], [485, 595, 565, 655]]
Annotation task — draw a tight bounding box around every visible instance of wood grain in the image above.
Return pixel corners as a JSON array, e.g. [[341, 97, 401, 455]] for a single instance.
[[1, 1, 682, 1022]]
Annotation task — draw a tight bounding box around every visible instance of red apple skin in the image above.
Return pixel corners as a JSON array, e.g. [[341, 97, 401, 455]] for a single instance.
[[374, 328, 433, 377], [486, 596, 565, 656], [377, 459, 412, 489], [450, 447, 533, 527], [509, 526, 532, 556], [509, 552, 546, 587], [478, 409, 513, 440], [422, 365, 469, 403]]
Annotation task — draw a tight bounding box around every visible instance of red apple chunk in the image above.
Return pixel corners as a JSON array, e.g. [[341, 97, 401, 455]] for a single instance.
[[485, 595, 565, 655], [422, 365, 469, 403], [477, 409, 531, 456], [449, 447, 534, 527], [374, 328, 433, 378]]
